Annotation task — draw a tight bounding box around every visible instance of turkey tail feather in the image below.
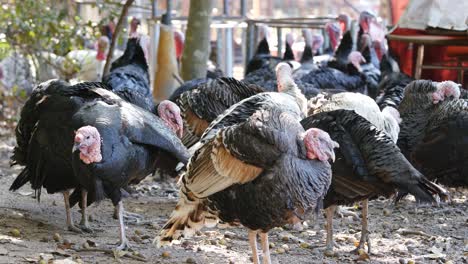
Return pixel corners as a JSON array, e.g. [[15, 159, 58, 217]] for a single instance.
[[156, 191, 217, 247], [9, 168, 30, 191], [402, 177, 450, 205]]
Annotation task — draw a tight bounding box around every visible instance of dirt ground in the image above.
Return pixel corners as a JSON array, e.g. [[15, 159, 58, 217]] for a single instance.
[[0, 129, 467, 264]]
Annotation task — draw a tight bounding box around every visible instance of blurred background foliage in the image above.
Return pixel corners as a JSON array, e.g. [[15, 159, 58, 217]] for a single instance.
[[0, 0, 121, 81]]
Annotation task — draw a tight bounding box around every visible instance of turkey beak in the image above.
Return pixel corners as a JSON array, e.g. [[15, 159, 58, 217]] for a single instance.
[[328, 150, 336, 163], [328, 141, 339, 162], [72, 142, 80, 153]]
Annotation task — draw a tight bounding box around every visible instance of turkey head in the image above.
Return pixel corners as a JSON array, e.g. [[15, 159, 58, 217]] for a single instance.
[[158, 100, 184, 138], [432, 81, 460, 104], [325, 22, 341, 52], [303, 128, 339, 162], [348, 51, 366, 72], [73, 126, 102, 164]]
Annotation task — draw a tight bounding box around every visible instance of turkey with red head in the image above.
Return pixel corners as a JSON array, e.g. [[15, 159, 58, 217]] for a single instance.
[[397, 80, 468, 188], [10, 80, 189, 249], [158, 63, 337, 264], [302, 109, 449, 255]]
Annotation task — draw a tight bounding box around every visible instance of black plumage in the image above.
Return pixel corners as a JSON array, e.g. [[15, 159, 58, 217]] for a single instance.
[[360, 42, 381, 99], [283, 39, 295, 61], [102, 38, 155, 113], [397, 80, 468, 187], [168, 78, 209, 103], [160, 93, 333, 262], [159, 64, 331, 263], [10, 80, 118, 232], [10, 80, 189, 248], [376, 54, 413, 110], [11, 80, 105, 198], [176, 77, 267, 148], [244, 38, 281, 76], [299, 66, 367, 95], [243, 66, 278, 92], [301, 109, 449, 254], [326, 31, 353, 72]]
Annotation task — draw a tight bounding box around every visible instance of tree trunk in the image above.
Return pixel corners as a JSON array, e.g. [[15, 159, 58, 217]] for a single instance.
[[180, 0, 213, 81], [102, 0, 135, 79]]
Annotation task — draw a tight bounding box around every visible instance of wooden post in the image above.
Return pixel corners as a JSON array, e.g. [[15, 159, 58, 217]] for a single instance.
[[414, 44, 424, 79], [180, 0, 214, 81]]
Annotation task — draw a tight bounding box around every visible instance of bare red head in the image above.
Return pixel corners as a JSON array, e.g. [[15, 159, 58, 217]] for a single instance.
[[348, 51, 366, 71], [337, 14, 350, 33], [312, 34, 324, 54], [73, 126, 102, 164], [158, 100, 184, 138], [303, 128, 339, 162], [432, 81, 461, 104], [359, 11, 375, 34], [326, 22, 341, 52], [130, 17, 141, 35], [174, 31, 185, 60], [96, 36, 110, 61]]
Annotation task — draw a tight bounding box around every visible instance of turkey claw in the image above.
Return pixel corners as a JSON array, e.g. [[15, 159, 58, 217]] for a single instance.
[[68, 224, 83, 233]]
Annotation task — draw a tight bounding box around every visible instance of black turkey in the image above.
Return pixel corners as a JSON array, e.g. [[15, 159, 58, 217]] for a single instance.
[[292, 29, 317, 79], [283, 33, 295, 61], [359, 34, 381, 99], [326, 30, 354, 72], [10, 80, 189, 249], [397, 80, 467, 187], [298, 54, 368, 97], [376, 53, 413, 110], [102, 37, 155, 113], [158, 63, 334, 264], [244, 25, 282, 77], [177, 77, 266, 148], [301, 109, 449, 255], [10, 80, 113, 233]]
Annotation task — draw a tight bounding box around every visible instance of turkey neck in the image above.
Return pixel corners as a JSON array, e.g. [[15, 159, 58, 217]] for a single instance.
[[281, 82, 308, 117], [398, 92, 435, 156]]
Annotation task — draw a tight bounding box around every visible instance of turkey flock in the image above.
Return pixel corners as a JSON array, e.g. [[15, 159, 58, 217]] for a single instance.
[[8, 11, 467, 264]]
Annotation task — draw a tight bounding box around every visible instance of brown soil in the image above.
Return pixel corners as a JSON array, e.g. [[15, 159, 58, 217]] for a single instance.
[[0, 131, 467, 264]]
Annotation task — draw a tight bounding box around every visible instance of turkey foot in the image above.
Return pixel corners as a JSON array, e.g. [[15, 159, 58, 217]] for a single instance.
[[63, 190, 83, 233], [116, 238, 131, 251], [115, 201, 132, 250], [79, 190, 93, 233], [67, 224, 83, 233], [351, 199, 371, 255], [324, 206, 338, 257], [78, 217, 93, 233], [335, 206, 359, 221]]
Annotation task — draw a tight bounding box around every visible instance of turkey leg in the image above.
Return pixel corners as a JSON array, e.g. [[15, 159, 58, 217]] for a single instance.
[[113, 206, 143, 224], [116, 201, 131, 250], [335, 205, 360, 220], [63, 190, 82, 233], [78, 190, 92, 233], [259, 232, 272, 264], [324, 205, 336, 256], [248, 230, 260, 264], [352, 199, 371, 254]]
